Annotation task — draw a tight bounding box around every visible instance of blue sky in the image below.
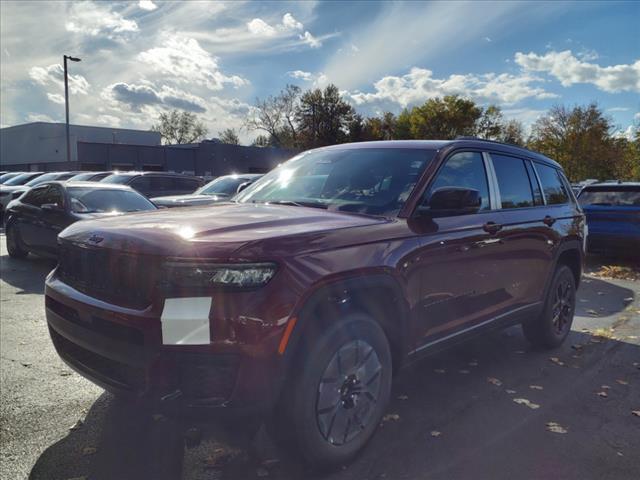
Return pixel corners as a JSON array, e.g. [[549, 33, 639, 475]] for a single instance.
[[1, 1, 638, 142]]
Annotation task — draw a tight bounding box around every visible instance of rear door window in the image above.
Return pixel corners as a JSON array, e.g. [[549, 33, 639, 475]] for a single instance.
[[534, 163, 569, 205], [491, 154, 534, 209]]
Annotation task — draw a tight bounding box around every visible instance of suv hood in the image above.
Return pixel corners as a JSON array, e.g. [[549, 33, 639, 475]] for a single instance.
[[59, 203, 387, 258]]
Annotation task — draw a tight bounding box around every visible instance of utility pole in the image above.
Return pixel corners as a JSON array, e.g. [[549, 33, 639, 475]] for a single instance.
[[63, 54, 81, 165]]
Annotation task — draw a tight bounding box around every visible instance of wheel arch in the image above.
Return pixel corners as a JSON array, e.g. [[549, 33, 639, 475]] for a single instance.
[[284, 271, 411, 374]]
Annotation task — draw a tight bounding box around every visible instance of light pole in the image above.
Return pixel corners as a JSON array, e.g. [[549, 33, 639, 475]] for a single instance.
[[63, 55, 81, 165]]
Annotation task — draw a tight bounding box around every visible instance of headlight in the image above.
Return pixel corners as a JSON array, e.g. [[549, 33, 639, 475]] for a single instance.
[[163, 261, 277, 289]]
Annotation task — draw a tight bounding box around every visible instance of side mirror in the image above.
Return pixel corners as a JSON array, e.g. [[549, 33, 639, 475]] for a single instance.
[[419, 187, 481, 217], [41, 203, 63, 212]]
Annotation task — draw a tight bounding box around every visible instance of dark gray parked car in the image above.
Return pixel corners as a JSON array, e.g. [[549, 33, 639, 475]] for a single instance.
[[151, 173, 262, 208], [101, 172, 204, 198]]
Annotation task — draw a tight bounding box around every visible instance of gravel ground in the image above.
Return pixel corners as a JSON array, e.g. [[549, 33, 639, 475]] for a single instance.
[[1, 237, 638, 480]]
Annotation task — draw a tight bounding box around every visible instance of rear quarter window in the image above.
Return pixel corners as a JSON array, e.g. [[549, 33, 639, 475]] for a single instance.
[[534, 163, 569, 205], [578, 187, 640, 207]]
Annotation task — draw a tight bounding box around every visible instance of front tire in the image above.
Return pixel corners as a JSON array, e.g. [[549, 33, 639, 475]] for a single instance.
[[6, 223, 29, 259], [274, 312, 392, 469], [523, 265, 576, 348]]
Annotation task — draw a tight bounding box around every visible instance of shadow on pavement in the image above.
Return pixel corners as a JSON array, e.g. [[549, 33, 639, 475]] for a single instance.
[[0, 253, 56, 294], [576, 276, 635, 317]]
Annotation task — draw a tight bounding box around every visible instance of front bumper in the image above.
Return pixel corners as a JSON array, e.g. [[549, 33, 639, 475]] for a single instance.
[[45, 273, 288, 416]]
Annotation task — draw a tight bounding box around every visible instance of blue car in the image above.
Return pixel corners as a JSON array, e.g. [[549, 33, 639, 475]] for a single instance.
[[578, 182, 640, 257]]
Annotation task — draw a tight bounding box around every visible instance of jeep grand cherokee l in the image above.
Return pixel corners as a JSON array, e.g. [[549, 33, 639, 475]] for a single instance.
[[45, 139, 585, 467]]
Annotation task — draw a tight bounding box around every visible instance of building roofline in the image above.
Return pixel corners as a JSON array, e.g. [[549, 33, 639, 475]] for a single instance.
[[1, 121, 160, 136]]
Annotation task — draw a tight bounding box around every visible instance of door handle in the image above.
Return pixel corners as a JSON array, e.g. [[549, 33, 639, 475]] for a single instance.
[[543, 216, 556, 226], [483, 221, 502, 234]]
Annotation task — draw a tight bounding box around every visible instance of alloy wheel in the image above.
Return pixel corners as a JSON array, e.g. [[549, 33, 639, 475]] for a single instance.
[[315, 340, 382, 446]]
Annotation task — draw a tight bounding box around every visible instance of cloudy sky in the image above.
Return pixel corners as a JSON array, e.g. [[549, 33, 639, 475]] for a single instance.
[[1, 0, 638, 142]]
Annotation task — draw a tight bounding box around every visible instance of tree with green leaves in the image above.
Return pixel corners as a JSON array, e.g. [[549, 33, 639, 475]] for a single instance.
[[151, 110, 208, 145], [218, 128, 240, 145], [408, 95, 482, 139], [296, 84, 356, 149]]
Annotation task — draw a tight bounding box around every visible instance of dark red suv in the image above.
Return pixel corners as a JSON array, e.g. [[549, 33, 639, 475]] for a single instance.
[[45, 139, 585, 467]]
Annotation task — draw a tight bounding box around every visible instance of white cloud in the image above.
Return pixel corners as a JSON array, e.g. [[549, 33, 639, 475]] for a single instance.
[[137, 34, 248, 91], [46, 93, 65, 104], [287, 70, 314, 81], [347, 67, 556, 109], [635, 112, 640, 121], [65, 1, 138, 39], [138, 0, 158, 11], [515, 50, 640, 93], [282, 13, 303, 31], [26, 113, 55, 123], [247, 18, 277, 36], [613, 125, 636, 141], [607, 107, 630, 112], [299, 31, 322, 48], [29, 64, 90, 95]]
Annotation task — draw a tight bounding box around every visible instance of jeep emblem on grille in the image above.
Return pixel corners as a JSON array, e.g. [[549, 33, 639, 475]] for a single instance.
[[87, 234, 104, 244]]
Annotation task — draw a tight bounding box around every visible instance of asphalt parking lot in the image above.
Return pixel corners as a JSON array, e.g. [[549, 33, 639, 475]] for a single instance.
[[1, 236, 638, 480]]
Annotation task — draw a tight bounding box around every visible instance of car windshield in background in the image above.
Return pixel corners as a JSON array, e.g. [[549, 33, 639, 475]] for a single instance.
[[235, 148, 434, 217], [197, 176, 251, 196], [3, 173, 40, 186], [68, 187, 156, 213], [69, 172, 103, 182], [0, 173, 21, 183], [101, 174, 134, 184], [24, 172, 74, 187], [578, 188, 640, 206]]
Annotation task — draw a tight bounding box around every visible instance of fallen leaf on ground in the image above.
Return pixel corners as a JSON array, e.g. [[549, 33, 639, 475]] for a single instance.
[[397, 395, 409, 400], [256, 467, 270, 477], [434, 369, 445, 374], [69, 420, 84, 431], [596, 391, 608, 398], [65, 476, 88, 480], [616, 379, 629, 385], [468, 360, 479, 366], [601, 385, 611, 390], [458, 369, 470, 374], [549, 357, 565, 366], [631, 410, 640, 417], [617, 452, 624, 457], [506, 389, 516, 394], [623, 297, 633, 302], [382, 414, 400, 422], [82, 447, 97, 456], [430, 431, 442, 437], [20, 362, 32, 367], [152, 414, 165, 421], [546, 422, 568, 434], [597, 291, 605, 296], [513, 398, 540, 409], [514, 350, 526, 354], [529, 385, 544, 390], [60, 371, 73, 377], [585, 309, 598, 315], [571, 344, 584, 350], [591, 265, 639, 281], [487, 377, 502, 386]]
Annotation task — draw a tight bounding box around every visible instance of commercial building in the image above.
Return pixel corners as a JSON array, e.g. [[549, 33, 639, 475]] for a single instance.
[[1, 122, 295, 176]]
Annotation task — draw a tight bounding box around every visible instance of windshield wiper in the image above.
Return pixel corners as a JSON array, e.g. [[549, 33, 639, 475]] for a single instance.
[[267, 200, 328, 209]]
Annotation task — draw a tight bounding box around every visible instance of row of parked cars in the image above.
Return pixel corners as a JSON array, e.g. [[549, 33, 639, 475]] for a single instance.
[[1, 139, 637, 468], [0, 171, 263, 258]]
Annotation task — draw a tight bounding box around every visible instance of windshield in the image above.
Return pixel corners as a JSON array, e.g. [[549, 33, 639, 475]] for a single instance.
[[197, 176, 254, 196], [578, 187, 640, 206], [3, 173, 42, 186], [24, 172, 75, 187], [0, 173, 21, 183], [69, 172, 100, 182], [101, 174, 134, 184], [68, 187, 156, 213], [235, 148, 435, 217]]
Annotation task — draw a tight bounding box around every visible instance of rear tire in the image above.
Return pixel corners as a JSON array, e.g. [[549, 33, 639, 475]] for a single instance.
[[6, 223, 29, 259], [523, 265, 576, 348], [272, 312, 392, 469]]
